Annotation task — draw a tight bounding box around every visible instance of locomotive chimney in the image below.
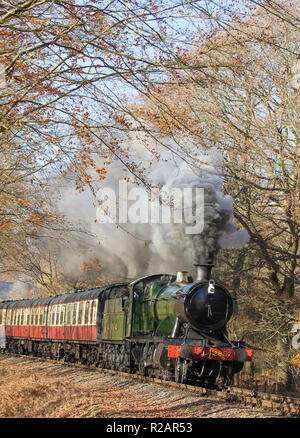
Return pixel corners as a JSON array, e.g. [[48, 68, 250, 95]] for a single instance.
[[195, 264, 213, 281], [194, 251, 215, 281]]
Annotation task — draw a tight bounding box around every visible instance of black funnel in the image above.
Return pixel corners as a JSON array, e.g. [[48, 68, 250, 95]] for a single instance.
[[194, 251, 215, 281]]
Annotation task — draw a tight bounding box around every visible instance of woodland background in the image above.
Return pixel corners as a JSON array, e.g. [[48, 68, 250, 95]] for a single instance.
[[0, 0, 299, 391]]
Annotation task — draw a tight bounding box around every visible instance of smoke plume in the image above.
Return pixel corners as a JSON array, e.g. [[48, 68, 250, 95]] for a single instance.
[[56, 133, 249, 280]]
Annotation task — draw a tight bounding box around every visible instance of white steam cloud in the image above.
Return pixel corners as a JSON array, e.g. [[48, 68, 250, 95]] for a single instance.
[[57, 133, 249, 280]]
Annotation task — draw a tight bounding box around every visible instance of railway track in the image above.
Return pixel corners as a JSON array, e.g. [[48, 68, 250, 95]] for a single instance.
[[1, 350, 299, 417]]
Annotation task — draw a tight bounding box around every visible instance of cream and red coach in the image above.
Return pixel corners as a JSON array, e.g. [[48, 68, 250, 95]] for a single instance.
[[0, 284, 128, 352]]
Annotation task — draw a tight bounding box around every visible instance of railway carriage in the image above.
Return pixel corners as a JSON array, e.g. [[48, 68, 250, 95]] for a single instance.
[[3, 298, 49, 340], [0, 269, 252, 387]]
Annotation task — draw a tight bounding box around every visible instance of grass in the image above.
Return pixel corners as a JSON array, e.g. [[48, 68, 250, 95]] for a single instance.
[[0, 360, 110, 418]]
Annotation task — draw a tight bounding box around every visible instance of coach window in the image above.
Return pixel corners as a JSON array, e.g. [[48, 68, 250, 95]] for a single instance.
[[72, 303, 77, 325], [0, 310, 2, 325], [78, 302, 83, 325], [82, 302, 86, 324], [50, 307, 54, 325], [90, 300, 97, 325], [66, 304, 71, 325], [59, 305, 62, 325], [20, 309, 24, 326], [55, 304, 60, 325], [85, 301, 90, 324], [60, 305, 64, 325], [71, 304, 74, 324], [54, 306, 57, 325], [89, 301, 93, 324]]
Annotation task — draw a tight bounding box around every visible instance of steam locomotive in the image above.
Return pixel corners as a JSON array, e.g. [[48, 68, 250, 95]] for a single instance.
[[0, 265, 252, 387]]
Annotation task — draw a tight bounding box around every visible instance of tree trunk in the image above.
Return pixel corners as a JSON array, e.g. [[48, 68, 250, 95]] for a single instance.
[[277, 334, 294, 392]]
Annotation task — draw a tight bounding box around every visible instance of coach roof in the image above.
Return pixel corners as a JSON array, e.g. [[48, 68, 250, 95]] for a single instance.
[[49, 283, 128, 305], [0, 283, 128, 308]]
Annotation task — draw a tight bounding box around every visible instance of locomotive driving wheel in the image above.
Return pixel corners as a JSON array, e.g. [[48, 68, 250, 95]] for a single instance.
[[174, 358, 188, 383], [138, 345, 149, 377], [109, 346, 117, 370], [138, 358, 148, 377], [174, 358, 181, 383]]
